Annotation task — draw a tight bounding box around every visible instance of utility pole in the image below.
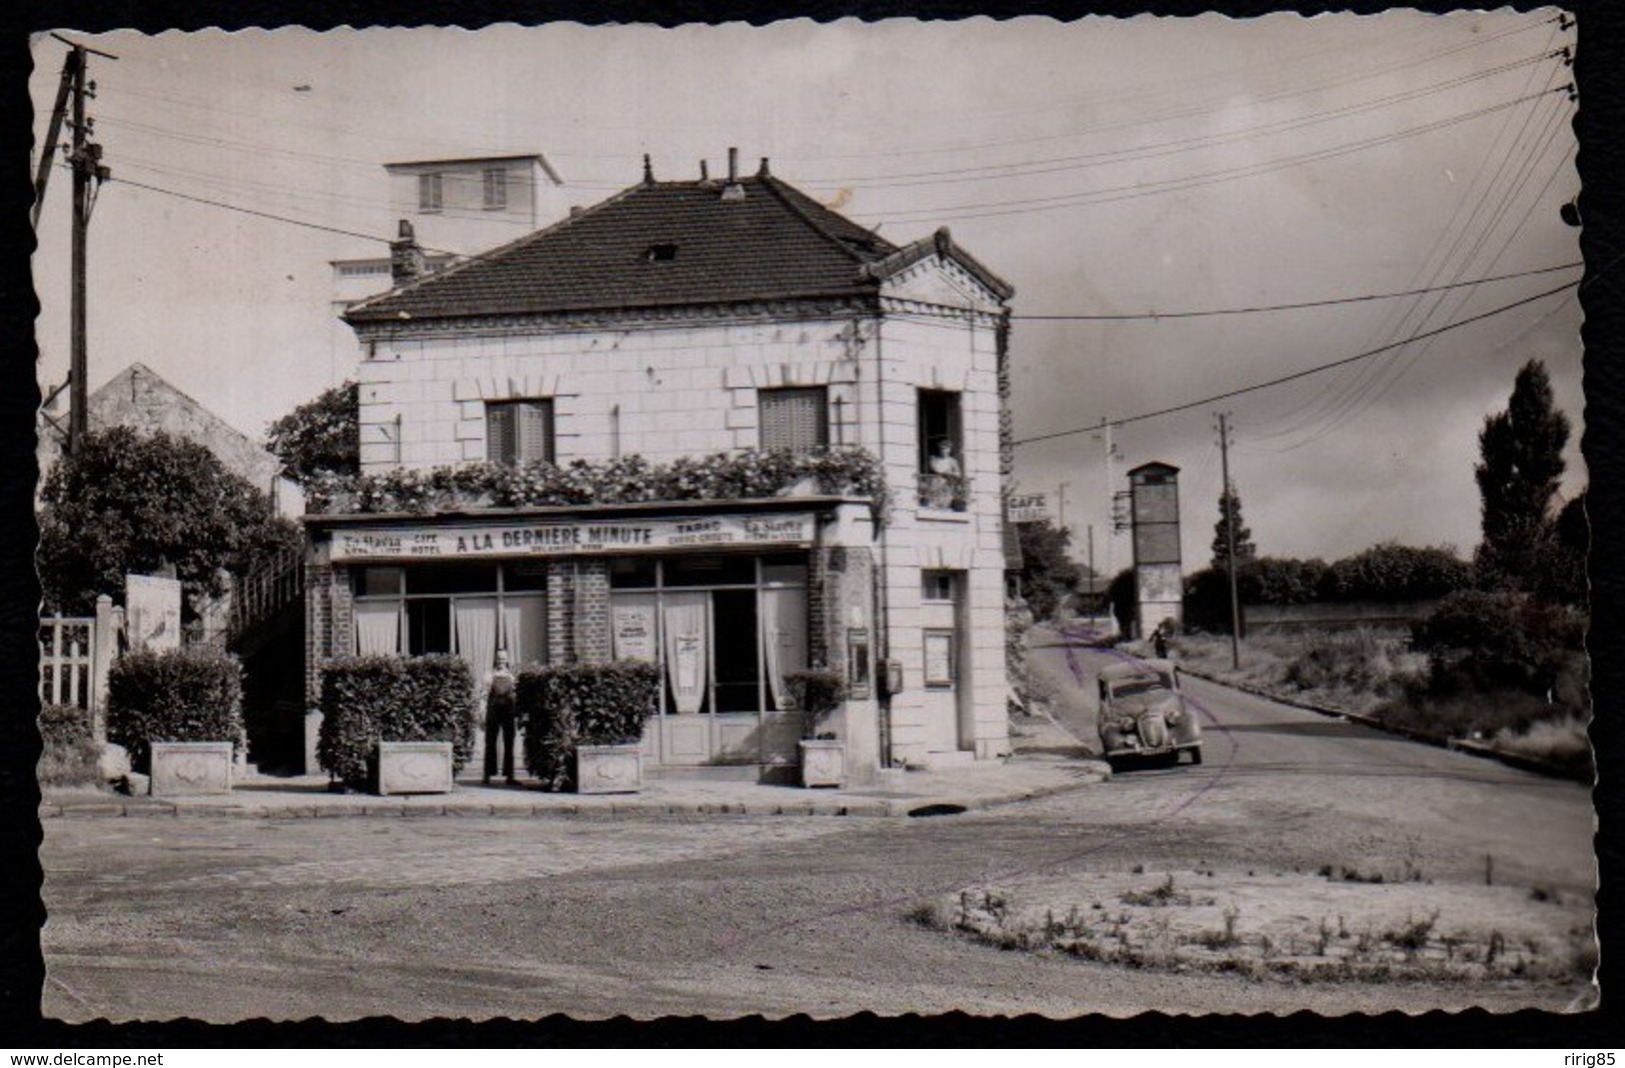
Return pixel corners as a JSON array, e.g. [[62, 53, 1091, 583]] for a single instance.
[[1055, 480, 1069, 534], [1217, 412, 1242, 669], [50, 35, 116, 455], [1086, 523, 1096, 596]]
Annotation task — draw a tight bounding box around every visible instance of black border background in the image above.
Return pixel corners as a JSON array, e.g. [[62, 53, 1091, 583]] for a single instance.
[[1, 0, 1618, 1047]]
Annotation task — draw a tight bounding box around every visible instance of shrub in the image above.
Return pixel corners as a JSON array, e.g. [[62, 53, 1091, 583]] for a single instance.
[[317, 654, 478, 788], [519, 661, 660, 791], [37, 703, 101, 787], [784, 668, 847, 739], [1321, 543, 1473, 603], [1411, 590, 1582, 697], [106, 646, 244, 774]]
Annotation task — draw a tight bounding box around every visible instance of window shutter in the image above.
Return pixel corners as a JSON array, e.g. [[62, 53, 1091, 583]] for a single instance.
[[486, 404, 515, 463], [518, 400, 555, 463], [760, 388, 828, 453]]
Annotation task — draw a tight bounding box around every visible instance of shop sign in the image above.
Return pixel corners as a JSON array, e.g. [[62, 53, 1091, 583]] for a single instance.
[[330, 512, 818, 562], [1007, 493, 1050, 524]]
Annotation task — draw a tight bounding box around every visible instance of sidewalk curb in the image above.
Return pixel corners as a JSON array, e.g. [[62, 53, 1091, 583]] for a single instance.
[[1180, 668, 1584, 782], [40, 761, 1111, 821]]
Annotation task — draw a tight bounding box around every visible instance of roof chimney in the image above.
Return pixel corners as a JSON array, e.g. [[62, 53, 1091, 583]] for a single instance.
[[642, 154, 655, 185], [699, 159, 712, 186], [389, 219, 426, 285], [721, 146, 745, 202], [758, 157, 771, 178]]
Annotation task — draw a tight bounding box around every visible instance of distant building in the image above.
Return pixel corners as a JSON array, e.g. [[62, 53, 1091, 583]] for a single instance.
[[304, 153, 1018, 782], [330, 153, 569, 314], [39, 362, 302, 516]]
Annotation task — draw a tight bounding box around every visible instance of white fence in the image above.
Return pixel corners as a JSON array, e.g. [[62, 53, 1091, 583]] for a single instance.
[[38, 595, 125, 742]]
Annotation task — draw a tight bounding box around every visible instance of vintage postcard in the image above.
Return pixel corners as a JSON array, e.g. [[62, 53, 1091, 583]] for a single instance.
[[27, 12, 1596, 1030]]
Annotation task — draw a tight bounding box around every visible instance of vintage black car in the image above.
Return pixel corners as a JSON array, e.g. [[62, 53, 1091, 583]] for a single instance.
[[1097, 659, 1203, 770]]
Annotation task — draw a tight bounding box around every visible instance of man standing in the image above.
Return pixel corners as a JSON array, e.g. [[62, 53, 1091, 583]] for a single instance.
[[484, 649, 519, 785]]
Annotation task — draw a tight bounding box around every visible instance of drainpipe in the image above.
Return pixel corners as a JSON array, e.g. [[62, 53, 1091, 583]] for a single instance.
[[867, 312, 894, 769]]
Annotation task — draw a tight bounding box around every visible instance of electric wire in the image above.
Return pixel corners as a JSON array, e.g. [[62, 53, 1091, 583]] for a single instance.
[[1010, 277, 1578, 447]]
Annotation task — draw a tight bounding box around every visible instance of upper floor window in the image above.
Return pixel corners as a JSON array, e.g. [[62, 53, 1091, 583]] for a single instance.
[[921, 570, 958, 603], [419, 172, 444, 213], [917, 389, 966, 510], [487, 399, 555, 465], [482, 168, 508, 211], [759, 387, 829, 454]]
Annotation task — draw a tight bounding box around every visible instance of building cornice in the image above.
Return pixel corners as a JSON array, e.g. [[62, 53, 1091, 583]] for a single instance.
[[349, 294, 884, 343]]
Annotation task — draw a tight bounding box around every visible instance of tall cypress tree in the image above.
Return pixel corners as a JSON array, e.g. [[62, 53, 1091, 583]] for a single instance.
[[1211, 483, 1256, 571], [1474, 360, 1570, 593]]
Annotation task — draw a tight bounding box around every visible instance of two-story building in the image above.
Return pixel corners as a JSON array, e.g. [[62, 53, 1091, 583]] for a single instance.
[[304, 153, 1016, 783]]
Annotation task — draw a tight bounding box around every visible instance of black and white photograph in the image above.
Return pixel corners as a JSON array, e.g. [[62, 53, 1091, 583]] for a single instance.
[[19, 8, 1611, 1034]]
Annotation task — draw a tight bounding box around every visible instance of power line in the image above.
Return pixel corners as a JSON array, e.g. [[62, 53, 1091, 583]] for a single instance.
[[870, 87, 1570, 226], [1012, 262, 1580, 321], [1012, 277, 1578, 447]]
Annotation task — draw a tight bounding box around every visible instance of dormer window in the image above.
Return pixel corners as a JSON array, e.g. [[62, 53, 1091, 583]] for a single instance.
[[644, 243, 678, 263], [419, 172, 444, 213]]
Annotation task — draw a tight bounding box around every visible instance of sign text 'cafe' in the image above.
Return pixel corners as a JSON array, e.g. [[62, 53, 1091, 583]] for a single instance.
[[329, 513, 818, 562]]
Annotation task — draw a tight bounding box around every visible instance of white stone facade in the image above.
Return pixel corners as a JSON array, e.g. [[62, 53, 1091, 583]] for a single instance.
[[348, 252, 1012, 769]]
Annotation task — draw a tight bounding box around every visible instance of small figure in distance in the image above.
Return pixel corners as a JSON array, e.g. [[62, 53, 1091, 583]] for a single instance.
[[1152, 622, 1170, 660], [484, 648, 519, 786], [929, 438, 961, 479]]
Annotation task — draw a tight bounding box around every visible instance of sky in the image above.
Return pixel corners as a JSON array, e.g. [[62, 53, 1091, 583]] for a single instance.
[[30, 14, 1585, 574]]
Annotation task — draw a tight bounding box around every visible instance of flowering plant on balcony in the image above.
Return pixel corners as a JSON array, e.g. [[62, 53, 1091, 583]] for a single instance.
[[306, 446, 890, 519]]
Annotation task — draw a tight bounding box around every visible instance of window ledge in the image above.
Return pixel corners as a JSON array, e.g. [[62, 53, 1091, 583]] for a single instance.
[[917, 508, 971, 523]]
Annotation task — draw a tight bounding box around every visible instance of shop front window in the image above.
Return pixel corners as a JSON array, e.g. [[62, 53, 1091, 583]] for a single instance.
[[607, 554, 807, 717], [352, 563, 546, 672]]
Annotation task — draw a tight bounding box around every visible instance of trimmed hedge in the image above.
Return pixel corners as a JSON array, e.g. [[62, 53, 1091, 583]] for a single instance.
[[38, 703, 101, 787], [318, 654, 477, 788], [106, 646, 244, 774], [519, 661, 659, 791], [784, 668, 847, 739]]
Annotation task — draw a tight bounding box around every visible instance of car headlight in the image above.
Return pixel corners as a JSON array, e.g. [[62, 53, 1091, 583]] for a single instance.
[[1164, 708, 1182, 726], [1118, 717, 1137, 732]]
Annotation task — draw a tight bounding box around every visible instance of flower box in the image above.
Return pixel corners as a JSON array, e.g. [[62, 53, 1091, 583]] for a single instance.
[[575, 742, 644, 794], [149, 741, 234, 796], [798, 739, 847, 789], [373, 740, 455, 795]]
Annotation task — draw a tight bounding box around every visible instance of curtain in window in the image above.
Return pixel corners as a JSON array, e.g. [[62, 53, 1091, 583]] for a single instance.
[[454, 597, 500, 689], [760, 587, 807, 710], [355, 602, 401, 655], [500, 596, 548, 668], [661, 592, 709, 715]]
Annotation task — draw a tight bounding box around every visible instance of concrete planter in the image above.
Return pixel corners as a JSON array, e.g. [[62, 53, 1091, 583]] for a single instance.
[[373, 741, 455, 796], [798, 739, 847, 788], [575, 743, 643, 794], [149, 741, 234, 796]]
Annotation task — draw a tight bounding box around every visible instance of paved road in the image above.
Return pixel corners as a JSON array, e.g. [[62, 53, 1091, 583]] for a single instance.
[[39, 626, 1595, 1023], [1026, 625, 1594, 887]]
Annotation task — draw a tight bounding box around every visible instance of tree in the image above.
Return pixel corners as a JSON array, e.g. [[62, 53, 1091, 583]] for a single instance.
[[38, 427, 301, 618], [1016, 518, 1081, 621], [266, 380, 360, 485], [1474, 360, 1569, 593], [1534, 491, 1587, 607], [1211, 483, 1256, 571]]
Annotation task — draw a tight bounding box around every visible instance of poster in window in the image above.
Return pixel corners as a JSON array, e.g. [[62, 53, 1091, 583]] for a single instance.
[[847, 627, 871, 699], [923, 630, 955, 688], [611, 596, 657, 663]]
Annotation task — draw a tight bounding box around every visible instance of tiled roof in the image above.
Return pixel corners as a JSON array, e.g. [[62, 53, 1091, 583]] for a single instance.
[[345, 174, 908, 323]]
